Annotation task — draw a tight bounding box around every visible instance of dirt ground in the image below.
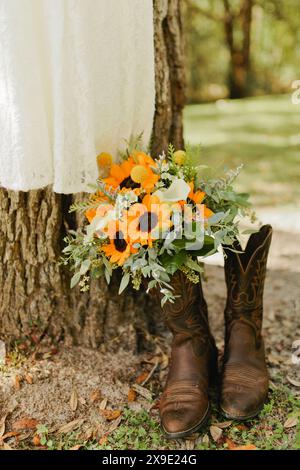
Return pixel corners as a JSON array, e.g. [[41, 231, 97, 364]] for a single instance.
[[0, 226, 299, 449]]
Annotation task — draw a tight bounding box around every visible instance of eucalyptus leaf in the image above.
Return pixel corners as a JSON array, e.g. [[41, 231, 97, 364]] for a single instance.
[[70, 272, 81, 289], [104, 268, 111, 285], [208, 212, 225, 225], [79, 259, 91, 275], [119, 273, 130, 294], [242, 228, 259, 235]]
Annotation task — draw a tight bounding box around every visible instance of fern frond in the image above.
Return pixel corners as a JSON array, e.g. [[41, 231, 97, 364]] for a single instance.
[[96, 180, 119, 202], [167, 143, 175, 160], [69, 199, 100, 213]]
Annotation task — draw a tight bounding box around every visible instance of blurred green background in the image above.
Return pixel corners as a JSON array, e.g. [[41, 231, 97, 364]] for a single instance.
[[183, 0, 300, 208]]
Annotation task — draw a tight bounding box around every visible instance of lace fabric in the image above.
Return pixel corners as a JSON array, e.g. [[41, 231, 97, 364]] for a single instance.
[[0, 0, 155, 193]]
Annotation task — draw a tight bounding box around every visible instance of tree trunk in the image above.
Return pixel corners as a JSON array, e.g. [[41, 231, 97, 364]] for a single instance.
[[0, 0, 185, 351], [223, 0, 253, 99]]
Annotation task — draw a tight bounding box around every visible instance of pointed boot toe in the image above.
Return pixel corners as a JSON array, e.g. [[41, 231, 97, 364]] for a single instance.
[[221, 386, 267, 420], [160, 382, 210, 438]]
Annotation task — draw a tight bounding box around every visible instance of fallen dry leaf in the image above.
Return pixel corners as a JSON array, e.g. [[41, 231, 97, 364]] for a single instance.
[[287, 376, 300, 388], [18, 432, 32, 442], [267, 354, 281, 365], [225, 437, 237, 450], [236, 424, 248, 431], [150, 400, 160, 411], [127, 388, 137, 402], [57, 418, 84, 434], [185, 439, 195, 450], [231, 444, 257, 450], [69, 444, 83, 450], [107, 415, 122, 433], [83, 428, 93, 441], [0, 414, 7, 438], [140, 361, 159, 386], [212, 420, 232, 429], [0, 340, 6, 364], [160, 354, 169, 370], [90, 389, 102, 403], [14, 375, 22, 391], [25, 373, 33, 385], [284, 416, 298, 429], [132, 384, 152, 401], [0, 442, 13, 450], [99, 398, 108, 410], [1, 431, 20, 441], [100, 409, 122, 421], [32, 434, 41, 446], [135, 372, 149, 384], [70, 388, 78, 411], [99, 435, 108, 446], [12, 418, 38, 431], [210, 425, 223, 442], [202, 434, 210, 446]]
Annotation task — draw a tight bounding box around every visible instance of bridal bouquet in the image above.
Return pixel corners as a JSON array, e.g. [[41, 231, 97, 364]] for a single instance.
[[62, 140, 251, 304]]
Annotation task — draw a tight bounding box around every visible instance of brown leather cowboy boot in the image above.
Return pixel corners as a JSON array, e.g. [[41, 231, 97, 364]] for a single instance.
[[221, 224, 272, 420], [159, 271, 218, 438]]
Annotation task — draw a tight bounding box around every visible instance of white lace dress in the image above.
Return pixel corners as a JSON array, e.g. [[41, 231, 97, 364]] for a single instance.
[[0, 0, 155, 193]]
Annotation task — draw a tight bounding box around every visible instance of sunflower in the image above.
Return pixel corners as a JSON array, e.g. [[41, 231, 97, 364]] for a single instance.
[[103, 152, 159, 192], [127, 194, 172, 247], [102, 222, 136, 266], [103, 157, 137, 189]]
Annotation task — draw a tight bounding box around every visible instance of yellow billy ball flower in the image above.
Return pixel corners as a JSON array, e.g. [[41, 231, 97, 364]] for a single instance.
[[173, 150, 186, 166], [130, 165, 149, 183], [97, 152, 113, 169]]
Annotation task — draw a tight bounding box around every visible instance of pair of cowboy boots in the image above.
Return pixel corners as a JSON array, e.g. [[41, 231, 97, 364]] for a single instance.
[[159, 225, 272, 438]]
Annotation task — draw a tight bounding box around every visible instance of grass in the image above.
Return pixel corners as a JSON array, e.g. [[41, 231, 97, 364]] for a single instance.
[[184, 95, 300, 207]]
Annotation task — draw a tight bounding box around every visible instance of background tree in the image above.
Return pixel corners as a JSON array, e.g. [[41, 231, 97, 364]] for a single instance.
[[187, 0, 254, 99], [184, 0, 300, 102], [0, 0, 185, 351]]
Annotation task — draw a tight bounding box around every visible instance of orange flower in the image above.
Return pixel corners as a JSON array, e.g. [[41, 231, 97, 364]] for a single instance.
[[102, 222, 136, 266], [85, 190, 110, 223], [103, 157, 137, 189], [188, 181, 206, 204], [103, 152, 159, 192], [85, 203, 114, 225], [203, 205, 214, 219], [196, 203, 214, 220], [130, 152, 159, 191], [127, 194, 172, 247], [85, 207, 96, 223]]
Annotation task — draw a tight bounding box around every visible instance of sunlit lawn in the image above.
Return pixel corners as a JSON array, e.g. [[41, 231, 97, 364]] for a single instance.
[[184, 95, 300, 207]]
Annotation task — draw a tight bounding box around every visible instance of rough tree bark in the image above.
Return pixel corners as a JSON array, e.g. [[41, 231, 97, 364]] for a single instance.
[[0, 0, 185, 351]]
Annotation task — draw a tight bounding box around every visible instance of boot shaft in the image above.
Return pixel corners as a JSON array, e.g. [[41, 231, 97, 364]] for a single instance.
[[223, 225, 272, 334], [161, 271, 215, 356], [162, 271, 209, 334]]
